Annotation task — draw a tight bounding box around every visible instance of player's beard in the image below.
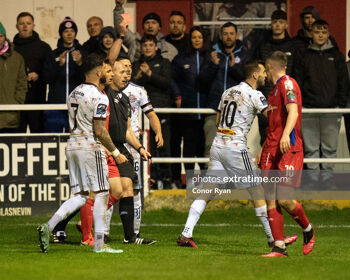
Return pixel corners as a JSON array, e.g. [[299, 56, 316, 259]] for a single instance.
[[257, 76, 265, 88]]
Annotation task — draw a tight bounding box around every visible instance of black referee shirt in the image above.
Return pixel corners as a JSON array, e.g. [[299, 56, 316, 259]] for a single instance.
[[105, 86, 131, 145]]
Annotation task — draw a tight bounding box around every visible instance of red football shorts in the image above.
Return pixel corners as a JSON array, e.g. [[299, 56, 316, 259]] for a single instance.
[[260, 150, 303, 187], [107, 156, 120, 178]]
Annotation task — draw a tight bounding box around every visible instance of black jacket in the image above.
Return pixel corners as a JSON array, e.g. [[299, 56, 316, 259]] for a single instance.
[[132, 52, 172, 108], [294, 40, 349, 108], [13, 31, 52, 103], [200, 40, 248, 109], [293, 29, 339, 53], [43, 39, 85, 104], [255, 31, 296, 97], [81, 36, 100, 55]]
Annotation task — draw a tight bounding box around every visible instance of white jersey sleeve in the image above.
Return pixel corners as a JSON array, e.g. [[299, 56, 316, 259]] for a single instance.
[[251, 90, 268, 113], [139, 87, 154, 115], [93, 95, 109, 119]]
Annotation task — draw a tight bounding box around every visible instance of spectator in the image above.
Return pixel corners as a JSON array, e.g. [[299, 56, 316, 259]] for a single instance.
[[164, 10, 188, 188], [43, 17, 84, 132], [113, 2, 177, 62], [132, 34, 172, 188], [293, 6, 320, 52], [165, 11, 188, 53], [93, 26, 117, 58], [171, 26, 210, 175], [201, 22, 248, 158], [13, 12, 52, 133], [0, 22, 27, 133], [81, 16, 103, 55], [294, 20, 349, 174], [255, 10, 296, 145]]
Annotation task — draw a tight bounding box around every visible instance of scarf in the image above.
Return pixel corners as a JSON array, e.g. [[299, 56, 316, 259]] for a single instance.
[[0, 40, 9, 55]]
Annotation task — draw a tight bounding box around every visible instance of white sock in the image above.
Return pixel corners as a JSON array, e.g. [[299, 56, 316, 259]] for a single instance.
[[255, 205, 274, 243], [182, 200, 207, 238], [93, 191, 108, 251], [48, 194, 87, 231], [105, 205, 114, 235], [304, 224, 312, 232], [134, 191, 142, 235]]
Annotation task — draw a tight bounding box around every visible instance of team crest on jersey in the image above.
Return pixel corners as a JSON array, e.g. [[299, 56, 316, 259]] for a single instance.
[[129, 94, 138, 102], [284, 79, 294, 90], [96, 104, 107, 115]]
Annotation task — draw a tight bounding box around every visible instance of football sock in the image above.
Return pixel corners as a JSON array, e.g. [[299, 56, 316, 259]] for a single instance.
[[304, 224, 312, 232], [48, 194, 87, 232], [80, 198, 94, 241], [287, 202, 310, 230], [268, 206, 285, 248], [255, 205, 274, 243], [119, 197, 135, 241], [134, 191, 142, 235], [53, 209, 80, 233], [93, 191, 109, 251], [105, 205, 114, 235], [182, 199, 207, 238], [107, 193, 119, 210]]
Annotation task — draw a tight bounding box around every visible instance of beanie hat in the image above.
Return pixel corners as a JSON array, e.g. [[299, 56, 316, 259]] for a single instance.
[[300, 6, 320, 20], [142, 12, 162, 27], [271, 10, 287, 20], [59, 17, 78, 37], [0, 22, 6, 36]]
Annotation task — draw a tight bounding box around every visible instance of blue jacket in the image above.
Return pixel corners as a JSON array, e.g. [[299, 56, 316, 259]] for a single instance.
[[201, 40, 249, 110], [171, 50, 209, 119]]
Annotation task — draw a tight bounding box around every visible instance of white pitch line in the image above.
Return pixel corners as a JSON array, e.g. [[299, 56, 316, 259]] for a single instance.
[[8, 222, 350, 229]]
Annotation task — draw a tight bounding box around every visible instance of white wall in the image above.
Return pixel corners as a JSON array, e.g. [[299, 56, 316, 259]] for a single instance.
[[0, 0, 136, 48]]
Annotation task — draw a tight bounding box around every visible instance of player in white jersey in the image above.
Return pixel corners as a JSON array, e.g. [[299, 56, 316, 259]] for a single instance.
[[104, 56, 163, 238], [177, 61, 297, 249], [38, 54, 125, 253]]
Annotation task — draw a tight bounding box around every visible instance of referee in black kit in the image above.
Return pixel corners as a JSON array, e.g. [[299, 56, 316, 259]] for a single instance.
[[105, 56, 156, 245]]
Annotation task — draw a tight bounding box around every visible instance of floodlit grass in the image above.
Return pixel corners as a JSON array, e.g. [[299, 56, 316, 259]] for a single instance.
[[1, 207, 350, 280]]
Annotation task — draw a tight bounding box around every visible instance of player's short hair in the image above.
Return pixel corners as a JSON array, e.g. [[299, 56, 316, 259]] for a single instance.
[[140, 34, 157, 45], [82, 53, 105, 75], [116, 52, 130, 61], [266, 51, 287, 69], [169, 11, 186, 22], [17, 12, 34, 22], [312, 19, 329, 30], [243, 61, 261, 78], [220, 22, 238, 33], [87, 16, 103, 26]]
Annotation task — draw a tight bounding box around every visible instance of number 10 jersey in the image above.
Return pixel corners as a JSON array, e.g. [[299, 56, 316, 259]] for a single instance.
[[214, 82, 267, 150]]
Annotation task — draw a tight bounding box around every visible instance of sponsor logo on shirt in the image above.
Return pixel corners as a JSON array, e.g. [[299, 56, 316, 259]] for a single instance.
[[286, 90, 296, 102], [284, 79, 294, 90]]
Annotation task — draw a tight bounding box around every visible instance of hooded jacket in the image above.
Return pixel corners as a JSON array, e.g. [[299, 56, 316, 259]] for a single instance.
[[255, 30, 296, 97], [0, 40, 27, 128], [13, 31, 52, 103], [294, 40, 349, 108], [200, 39, 248, 109], [43, 38, 84, 104], [132, 51, 172, 108]]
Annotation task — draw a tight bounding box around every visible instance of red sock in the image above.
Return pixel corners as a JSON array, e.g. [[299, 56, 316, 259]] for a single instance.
[[80, 198, 94, 241], [268, 207, 284, 242], [107, 193, 119, 210], [287, 202, 310, 229]]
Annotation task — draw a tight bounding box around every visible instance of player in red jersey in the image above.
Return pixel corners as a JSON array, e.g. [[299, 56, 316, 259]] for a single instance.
[[256, 51, 315, 257]]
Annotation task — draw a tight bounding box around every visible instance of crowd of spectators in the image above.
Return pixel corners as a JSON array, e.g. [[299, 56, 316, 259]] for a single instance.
[[0, 2, 349, 188]]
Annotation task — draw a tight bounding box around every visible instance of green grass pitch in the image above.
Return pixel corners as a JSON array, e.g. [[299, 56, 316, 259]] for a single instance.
[[1, 207, 350, 280]]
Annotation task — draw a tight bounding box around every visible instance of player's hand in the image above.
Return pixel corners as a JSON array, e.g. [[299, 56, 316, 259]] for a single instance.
[[228, 52, 235, 67], [210, 51, 220, 65], [255, 148, 262, 168], [155, 133, 164, 148], [139, 147, 152, 162], [27, 72, 39, 82], [114, 153, 128, 164], [280, 133, 291, 154]]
